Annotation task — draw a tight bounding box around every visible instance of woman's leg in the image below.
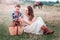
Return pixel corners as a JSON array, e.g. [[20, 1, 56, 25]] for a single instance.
[[41, 25, 54, 34]]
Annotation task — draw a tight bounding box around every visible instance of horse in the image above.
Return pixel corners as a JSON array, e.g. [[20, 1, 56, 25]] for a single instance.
[[33, 2, 43, 9]]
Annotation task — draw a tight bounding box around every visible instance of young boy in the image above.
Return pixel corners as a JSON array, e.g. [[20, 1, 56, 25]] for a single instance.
[[9, 4, 23, 36], [12, 4, 23, 27]]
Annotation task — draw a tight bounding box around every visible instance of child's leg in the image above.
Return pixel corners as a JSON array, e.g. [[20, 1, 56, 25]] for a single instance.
[[12, 21, 16, 27], [16, 21, 23, 35]]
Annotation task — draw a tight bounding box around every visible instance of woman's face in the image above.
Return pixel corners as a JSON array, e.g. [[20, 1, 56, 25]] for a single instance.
[[25, 8, 28, 15]]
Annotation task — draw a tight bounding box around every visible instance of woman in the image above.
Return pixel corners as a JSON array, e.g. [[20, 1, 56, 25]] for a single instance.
[[21, 6, 54, 35]]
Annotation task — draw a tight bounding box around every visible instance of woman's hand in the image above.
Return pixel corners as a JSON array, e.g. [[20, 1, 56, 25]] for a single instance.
[[19, 17, 30, 25], [18, 17, 23, 22]]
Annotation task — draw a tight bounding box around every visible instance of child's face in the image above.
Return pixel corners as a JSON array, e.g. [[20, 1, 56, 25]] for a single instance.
[[15, 7, 20, 12]]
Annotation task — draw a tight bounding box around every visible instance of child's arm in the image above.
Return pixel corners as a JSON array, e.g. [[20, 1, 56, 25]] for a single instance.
[[12, 13, 16, 21]]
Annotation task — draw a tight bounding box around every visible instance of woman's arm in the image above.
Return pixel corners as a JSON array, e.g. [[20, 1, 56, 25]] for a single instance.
[[19, 17, 30, 25], [29, 17, 36, 24], [23, 17, 36, 25], [18, 17, 36, 25]]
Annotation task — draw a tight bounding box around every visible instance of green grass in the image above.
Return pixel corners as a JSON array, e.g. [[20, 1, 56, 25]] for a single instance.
[[0, 5, 60, 40], [0, 13, 60, 40], [0, 21, 60, 40]]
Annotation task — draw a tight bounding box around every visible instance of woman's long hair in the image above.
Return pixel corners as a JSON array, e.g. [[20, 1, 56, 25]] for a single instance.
[[27, 6, 34, 21]]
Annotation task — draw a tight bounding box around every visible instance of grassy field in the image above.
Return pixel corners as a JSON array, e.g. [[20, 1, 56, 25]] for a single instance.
[[0, 4, 60, 40], [0, 20, 60, 40]]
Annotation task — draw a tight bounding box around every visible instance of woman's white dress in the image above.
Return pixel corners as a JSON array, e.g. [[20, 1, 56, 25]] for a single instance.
[[23, 15, 46, 35]]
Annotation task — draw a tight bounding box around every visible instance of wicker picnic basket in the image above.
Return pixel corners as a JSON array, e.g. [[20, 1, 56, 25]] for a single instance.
[[9, 26, 23, 36]]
